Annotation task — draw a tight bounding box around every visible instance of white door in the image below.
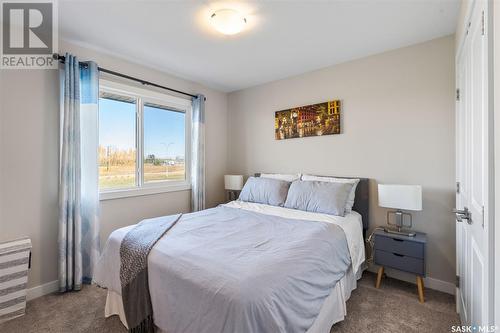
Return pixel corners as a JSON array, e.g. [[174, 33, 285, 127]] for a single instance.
[[455, 0, 490, 326]]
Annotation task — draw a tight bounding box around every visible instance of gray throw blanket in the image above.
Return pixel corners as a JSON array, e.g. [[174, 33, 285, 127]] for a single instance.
[[119, 214, 182, 333]]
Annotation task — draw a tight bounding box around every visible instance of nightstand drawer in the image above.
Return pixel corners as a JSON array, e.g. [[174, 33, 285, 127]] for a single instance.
[[374, 250, 425, 275], [374, 235, 424, 258]]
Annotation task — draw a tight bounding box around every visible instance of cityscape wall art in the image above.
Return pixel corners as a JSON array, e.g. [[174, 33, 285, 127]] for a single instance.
[[274, 100, 341, 140]]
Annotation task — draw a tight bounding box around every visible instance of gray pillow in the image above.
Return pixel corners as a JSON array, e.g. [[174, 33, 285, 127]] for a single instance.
[[284, 180, 353, 216], [238, 177, 291, 207]]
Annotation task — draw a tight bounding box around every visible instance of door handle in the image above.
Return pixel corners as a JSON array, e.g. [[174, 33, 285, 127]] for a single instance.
[[453, 207, 472, 224]]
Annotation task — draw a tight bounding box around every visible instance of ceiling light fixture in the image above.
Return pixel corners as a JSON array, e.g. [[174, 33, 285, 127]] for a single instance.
[[210, 9, 247, 35]]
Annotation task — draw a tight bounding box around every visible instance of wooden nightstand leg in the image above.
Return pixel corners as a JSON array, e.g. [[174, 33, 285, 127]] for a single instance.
[[416, 276, 425, 303], [375, 267, 384, 288]]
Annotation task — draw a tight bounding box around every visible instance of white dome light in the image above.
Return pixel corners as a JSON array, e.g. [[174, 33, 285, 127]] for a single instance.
[[210, 9, 247, 35]]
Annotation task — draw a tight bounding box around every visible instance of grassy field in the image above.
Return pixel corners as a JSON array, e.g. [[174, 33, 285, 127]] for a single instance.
[[99, 162, 185, 189]]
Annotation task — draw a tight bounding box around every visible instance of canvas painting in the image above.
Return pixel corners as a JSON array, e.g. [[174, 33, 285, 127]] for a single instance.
[[274, 100, 341, 140]]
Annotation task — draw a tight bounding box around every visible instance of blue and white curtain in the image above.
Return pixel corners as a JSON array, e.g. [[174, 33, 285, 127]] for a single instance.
[[191, 94, 206, 211], [58, 54, 100, 292]]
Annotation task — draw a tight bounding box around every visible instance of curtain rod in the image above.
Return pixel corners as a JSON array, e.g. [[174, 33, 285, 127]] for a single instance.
[[53, 53, 205, 100]]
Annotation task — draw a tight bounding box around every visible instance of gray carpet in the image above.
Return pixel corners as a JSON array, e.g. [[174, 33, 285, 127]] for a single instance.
[[0, 272, 459, 333]]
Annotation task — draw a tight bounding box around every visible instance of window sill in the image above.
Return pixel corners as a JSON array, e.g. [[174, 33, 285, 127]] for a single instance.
[[99, 183, 191, 201]]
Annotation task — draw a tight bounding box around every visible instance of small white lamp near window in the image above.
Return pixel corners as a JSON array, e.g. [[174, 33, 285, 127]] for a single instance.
[[378, 184, 422, 237], [224, 175, 244, 202]]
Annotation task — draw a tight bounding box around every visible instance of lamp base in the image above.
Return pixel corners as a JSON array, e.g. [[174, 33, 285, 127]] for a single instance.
[[383, 227, 416, 237], [225, 190, 240, 202]]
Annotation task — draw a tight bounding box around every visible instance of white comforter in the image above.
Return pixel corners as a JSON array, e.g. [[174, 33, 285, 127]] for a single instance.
[[94, 202, 365, 332], [224, 201, 365, 276]]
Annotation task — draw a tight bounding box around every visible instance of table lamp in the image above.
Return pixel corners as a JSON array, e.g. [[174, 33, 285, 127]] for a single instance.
[[224, 175, 244, 202], [378, 184, 422, 237]]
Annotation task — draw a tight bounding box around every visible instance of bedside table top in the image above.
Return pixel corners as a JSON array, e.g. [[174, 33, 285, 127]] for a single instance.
[[373, 228, 427, 243]]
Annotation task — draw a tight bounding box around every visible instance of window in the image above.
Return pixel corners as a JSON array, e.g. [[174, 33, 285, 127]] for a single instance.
[[99, 93, 137, 190], [98, 80, 191, 200], [143, 102, 186, 183]]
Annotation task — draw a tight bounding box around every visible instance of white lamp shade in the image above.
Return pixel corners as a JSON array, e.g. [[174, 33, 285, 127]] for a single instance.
[[224, 175, 244, 190], [378, 184, 422, 211]]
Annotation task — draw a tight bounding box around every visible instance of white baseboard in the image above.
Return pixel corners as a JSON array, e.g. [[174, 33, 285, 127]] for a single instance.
[[26, 280, 59, 301], [424, 276, 456, 295], [367, 266, 456, 295]]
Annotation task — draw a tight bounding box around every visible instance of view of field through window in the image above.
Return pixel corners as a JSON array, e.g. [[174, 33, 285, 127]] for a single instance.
[[98, 92, 186, 191], [99, 94, 137, 190], [143, 102, 186, 183]]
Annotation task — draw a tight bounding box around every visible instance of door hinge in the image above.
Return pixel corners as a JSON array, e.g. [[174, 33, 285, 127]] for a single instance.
[[482, 206, 485, 228], [456, 181, 460, 194], [481, 11, 485, 36], [456, 89, 460, 101], [456, 275, 460, 288]]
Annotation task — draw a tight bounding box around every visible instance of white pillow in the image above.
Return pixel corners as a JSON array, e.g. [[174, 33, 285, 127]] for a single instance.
[[260, 173, 301, 182], [301, 175, 360, 213]]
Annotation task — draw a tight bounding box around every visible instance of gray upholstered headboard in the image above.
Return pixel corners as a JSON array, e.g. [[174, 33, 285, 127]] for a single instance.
[[254, 173, 370, 236]]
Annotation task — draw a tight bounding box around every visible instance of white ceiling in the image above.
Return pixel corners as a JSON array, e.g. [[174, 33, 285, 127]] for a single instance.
[[59, 0, 460, 92]]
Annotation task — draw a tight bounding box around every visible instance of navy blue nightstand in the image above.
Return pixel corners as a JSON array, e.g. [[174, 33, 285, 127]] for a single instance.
[[373, 229, 427, 303]]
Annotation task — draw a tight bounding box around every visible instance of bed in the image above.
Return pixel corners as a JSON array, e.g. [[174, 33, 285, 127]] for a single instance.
[[94, 176, 369, 333]]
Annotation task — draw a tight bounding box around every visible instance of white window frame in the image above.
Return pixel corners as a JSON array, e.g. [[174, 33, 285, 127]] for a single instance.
[[99, 79, 192, 200]]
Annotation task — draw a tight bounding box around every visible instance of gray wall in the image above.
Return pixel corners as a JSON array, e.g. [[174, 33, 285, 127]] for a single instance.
[[227, 35, 456, 284], [0, 35, 456, 290], [0, 40, 228, 289], [1, 70, 60, 288], [494, 0, 500, 325]]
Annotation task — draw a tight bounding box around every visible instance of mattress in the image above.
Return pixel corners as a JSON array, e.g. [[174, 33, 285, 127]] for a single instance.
[[94, 202, 365, 332], [104, 264, 361, 333]]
